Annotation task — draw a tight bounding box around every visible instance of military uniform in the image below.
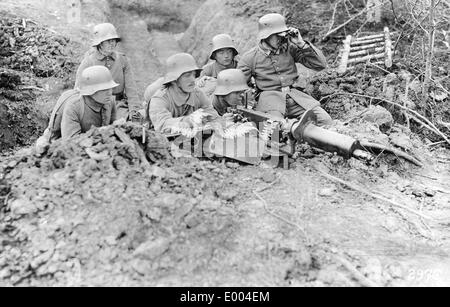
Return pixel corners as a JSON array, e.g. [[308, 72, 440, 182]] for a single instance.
[[61, 95, 117, 139], [75, 49, 140, 120], [150, 85, 218, 133], [238, 15, 332, 127], [200, 60, 238, 79]]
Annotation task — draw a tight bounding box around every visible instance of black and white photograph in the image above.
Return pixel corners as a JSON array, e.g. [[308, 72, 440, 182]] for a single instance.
[[0, 0, 449, 289]]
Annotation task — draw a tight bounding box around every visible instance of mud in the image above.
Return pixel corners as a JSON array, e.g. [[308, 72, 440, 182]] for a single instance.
[[1, 0, 450, 287]]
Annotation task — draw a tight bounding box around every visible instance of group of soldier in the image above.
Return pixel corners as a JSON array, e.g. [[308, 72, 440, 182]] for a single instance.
[[38, 13, 334, 149]]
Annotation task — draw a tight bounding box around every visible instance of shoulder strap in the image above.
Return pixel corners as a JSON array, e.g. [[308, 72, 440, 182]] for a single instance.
[[251, 47, 259, 76], [48, 90, 78, 130], [79, 96, 85, 122]]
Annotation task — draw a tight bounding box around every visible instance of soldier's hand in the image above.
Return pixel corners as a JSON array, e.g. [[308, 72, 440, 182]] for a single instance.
[[196, 76, 211, 88], [288, 27, 306, 48], [113, 118, 127, 126], [223, 113, 235, 122], [180, 116, 194, 129], [130, 110, 143, 123]]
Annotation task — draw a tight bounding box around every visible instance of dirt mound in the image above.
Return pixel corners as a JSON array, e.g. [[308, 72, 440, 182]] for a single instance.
[[0, 124, 251, 286], [0, 12, 79, 151], [0, 12, 77, 80], [0, 69, 47, 151]]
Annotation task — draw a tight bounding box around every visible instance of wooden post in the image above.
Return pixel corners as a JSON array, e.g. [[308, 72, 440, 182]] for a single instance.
[[338, 35, 352, 74], [347, 53, 385, 65], [384, 27, 393, 68], [350, 42, 385, 51], [349, 47, 385, 57], [351, 37, 384, 46]]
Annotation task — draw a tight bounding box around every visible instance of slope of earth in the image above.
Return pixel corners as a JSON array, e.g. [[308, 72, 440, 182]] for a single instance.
[[0, 0, 110, 151], [1, 0, 450, 287]]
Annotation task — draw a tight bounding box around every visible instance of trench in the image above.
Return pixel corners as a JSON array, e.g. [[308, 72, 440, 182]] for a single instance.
[[109, 5, 189, 97]]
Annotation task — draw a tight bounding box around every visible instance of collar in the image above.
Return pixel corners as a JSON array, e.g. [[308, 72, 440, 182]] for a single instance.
[[259, 41, 288, 56], [214, 60, 236, 70], [95, 49, 117, 61], [168, 84, 196, 107], [84, 96, 105, 112]]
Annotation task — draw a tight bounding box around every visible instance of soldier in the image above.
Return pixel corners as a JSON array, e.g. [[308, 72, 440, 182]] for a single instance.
[[197, 34, 240, 96], [35, 65, 119, 154], [149, 53, 219, 134], [211, 69, 250, 116], [62, 66, 119, 139], [75, 23, 141, 121], [200, 34, 239, 80], [237, 13, 333, 127]]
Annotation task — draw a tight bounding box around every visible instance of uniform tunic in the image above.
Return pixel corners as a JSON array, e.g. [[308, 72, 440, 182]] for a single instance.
[[200, 60, 238, 79], [149, 84, 218, 133], [61, 96, 116, 139], [238, 41, 332, 126]]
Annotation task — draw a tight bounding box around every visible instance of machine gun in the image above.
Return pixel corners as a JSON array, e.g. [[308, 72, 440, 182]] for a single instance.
[[167, 105, 422, 168], [204, 106, 422, 168]]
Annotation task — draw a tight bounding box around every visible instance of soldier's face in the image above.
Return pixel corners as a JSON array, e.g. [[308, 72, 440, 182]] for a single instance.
[[214, 48, 234, 66], [99, 39, 117, 55], [91, 89, 113, 104], [224, 91, 245, 107], [176, 71, 197, 93], [266, 33, 284, 49]]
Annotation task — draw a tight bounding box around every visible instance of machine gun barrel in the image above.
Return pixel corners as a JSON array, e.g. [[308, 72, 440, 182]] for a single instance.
[[236, 106, 364, 159]]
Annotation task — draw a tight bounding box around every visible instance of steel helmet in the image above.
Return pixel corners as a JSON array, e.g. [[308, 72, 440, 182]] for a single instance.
[[258, 13, 289, 41], [209, 34, 239, 60], [163, 53, 202, 85], [92, 23, 121, 47], [78, 66, 119, 96], [214, 69, 250, 96]]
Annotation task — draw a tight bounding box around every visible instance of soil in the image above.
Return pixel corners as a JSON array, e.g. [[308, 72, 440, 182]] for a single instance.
[[1, 0, 450, 287]]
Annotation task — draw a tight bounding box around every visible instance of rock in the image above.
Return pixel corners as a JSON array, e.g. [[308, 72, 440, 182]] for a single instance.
[[79, 138, 94, 148], [104, 236, 117, 246], [30, 249, 54, 270], [318, 84, 335, 96], [424, 190, 436, 197], [197, 198, 221, 210], [130, 259, 151, 276], [133, 238, 171, 260], [319, 186, 336, 198], [216, 188, 238, 202], [147, 166, 166, 179], [302, 149, 315, 159], [39, 239, 56, 253], [212, 168, 223, 175], [330, 156, 344, 165], [412, 189, 424, 198], [390, 132, 412, 151], [361, 106, 394, 133], [7, 160, 18, 169], [0, 268, 11, 279], [174, 203, 194, 221], [145, 207, 162, 222], [85, 148, 109, 161], [385, 262, 406, 279], [226, 162, 240, 169], [261, 172, 277, 183], [192, 173, 204, 180], [185, 214, 201, 229], [9, 198, 38, 216], [361, 258, 384, 285]]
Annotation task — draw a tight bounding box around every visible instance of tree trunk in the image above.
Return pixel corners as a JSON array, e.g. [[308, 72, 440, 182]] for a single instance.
[[422, 0, 436, 99]]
